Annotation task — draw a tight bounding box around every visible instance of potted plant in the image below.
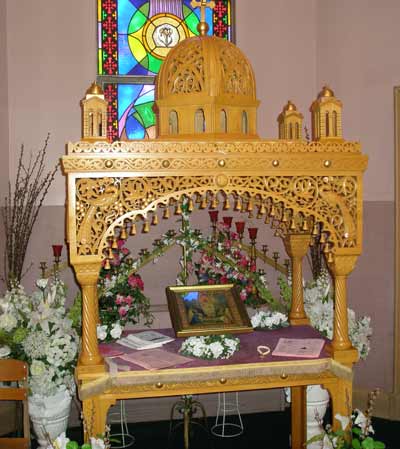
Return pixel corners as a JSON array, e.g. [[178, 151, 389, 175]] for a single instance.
[[0, 274, 79, 448]]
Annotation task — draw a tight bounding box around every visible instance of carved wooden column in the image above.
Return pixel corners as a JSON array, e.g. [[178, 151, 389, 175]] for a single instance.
[[74, 260, 104, 367], [328, 254, 359, 365], [283, 234, 311, 325]]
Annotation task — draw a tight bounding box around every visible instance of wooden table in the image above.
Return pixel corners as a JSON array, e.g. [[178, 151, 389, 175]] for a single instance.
[[77, 327, 353, 449]]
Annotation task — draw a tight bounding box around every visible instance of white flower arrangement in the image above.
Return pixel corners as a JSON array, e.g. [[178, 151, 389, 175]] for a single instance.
[[251, 310, 289, 330], [180, 334, 240, 360], [303, 270, 372, 360], [0, 278, 79, 397], [279, 270, 372, 360]]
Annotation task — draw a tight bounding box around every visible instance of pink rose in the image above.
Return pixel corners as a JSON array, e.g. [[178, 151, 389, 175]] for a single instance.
[[122, 247, 130, 255], [208, 279, 215, 285], [124, 296, 133, 306], [240, 290, 247, 301], [115, 295, 123, 305], [118, 306, 128, 317], [128, 274, 144, 290]]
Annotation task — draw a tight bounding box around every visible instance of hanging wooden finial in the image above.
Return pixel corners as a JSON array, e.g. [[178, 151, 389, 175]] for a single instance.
[[142, 221, 150, 233], [163, 208, 170, 219], [152, 214, 158, 226], [111, 236, 118, 249], [190, 0, 215, 35], [104, 258, 111, 270], [188, 198, 194, 212], [130, 222, 137, 235], [120, 224, 127, 240], [199, 196, 207, 209], [223, 197, 230, 210]]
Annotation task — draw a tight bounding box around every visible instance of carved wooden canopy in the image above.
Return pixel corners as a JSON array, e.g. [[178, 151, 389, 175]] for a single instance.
[[62, 139, 367, 267]]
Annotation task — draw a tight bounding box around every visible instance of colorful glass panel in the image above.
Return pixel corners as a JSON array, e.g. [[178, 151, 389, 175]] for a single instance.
[[99, 0, 233, 76], [104, 83, 156, 140], [98, 0, 233, 140]]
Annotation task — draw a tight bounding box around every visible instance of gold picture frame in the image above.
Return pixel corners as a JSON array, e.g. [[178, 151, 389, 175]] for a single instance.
[[166, 283, 253, 337]]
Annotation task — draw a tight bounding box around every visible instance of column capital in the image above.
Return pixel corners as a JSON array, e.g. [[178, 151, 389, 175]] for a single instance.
[[283, 234, 311, 259], [74, 259, 102, 285], [329, 255, 358, 277]]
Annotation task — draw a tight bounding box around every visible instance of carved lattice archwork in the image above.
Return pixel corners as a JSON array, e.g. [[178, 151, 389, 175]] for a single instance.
[[74, 174, 360, 257]]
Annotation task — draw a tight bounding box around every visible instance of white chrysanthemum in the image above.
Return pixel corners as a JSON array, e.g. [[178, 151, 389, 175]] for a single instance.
[[22, 331, 50, 359], [30, 360, 47, 377], [0, 313, 17, 331]]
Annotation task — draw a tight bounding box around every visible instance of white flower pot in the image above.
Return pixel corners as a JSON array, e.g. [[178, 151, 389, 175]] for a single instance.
[[285, 384, 330, 448], [28, 388, 72, 449], [306, 385, 330, 449]]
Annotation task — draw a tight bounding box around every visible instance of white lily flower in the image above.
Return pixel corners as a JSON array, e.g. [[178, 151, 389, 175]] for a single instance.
[[36, 278, 49, 290], [97, 324, 108, 341], [90, 437, 106, 449], [47, 432, 70, 449], [335, 413, 350, 430]]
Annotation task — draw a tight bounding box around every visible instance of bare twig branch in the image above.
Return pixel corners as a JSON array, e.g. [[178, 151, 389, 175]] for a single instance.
[[1, 134, 57, 288]]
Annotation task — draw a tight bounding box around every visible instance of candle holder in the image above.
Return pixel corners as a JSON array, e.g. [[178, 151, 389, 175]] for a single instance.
[[52, 245, 63, 279], [235, 221, 245, 243], [248, 228, 258, 269], [262, 244, 269, 256], [209, 211, 219, 243], [222, 216, 233, 237], [39, 261, 47, 279], [284, 259, 290, 274], [273, 251, 280, 270]]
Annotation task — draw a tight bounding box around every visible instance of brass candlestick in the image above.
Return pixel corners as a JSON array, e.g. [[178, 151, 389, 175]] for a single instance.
[[39, 261, 47, 279]]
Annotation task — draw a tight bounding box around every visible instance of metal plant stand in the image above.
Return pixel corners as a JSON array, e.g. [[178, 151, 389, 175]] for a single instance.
[[109, 400, 135, 448], [211, 392, 244, 438], [168, 395, 212, 449]]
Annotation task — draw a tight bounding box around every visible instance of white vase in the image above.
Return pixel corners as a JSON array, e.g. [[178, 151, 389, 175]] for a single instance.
[[306, 385, 330, 449], [285, 385, 330, 448], [28, 387, 72, 449]]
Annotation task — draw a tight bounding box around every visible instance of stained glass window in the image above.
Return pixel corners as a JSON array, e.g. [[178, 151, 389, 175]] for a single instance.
[[98, 0, 234, 141]]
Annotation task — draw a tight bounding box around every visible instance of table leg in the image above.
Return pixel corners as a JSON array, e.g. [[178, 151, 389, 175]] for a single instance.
[[291, 386, 306, 449], [82, 397, 116, 442]]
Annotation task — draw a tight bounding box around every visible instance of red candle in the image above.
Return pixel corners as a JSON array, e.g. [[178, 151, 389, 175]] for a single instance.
[[248, 227, 258, 240], [209, 211, 219, 223], [52, 245, 63, 257], [222, 216, 233, 228], [235, 221, 245, 234]]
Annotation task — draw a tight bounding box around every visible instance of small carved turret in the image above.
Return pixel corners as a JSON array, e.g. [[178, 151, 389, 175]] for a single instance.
[[81, 82, 108, 142], [310, 85, 343, 141], [277, 101, 303, 140]]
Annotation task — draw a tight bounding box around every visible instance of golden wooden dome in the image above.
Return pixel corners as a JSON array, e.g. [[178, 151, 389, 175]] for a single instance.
[[155, 34, 259, 139]]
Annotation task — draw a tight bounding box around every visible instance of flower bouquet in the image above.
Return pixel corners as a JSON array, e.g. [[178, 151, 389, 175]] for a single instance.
[[278, 270, 372, 359], [97, 239, 153, 342], [193, 221, 280, 310], [308, 390, 385, 449], [0, 277, 79, 396], [180, 334, 240, 360]]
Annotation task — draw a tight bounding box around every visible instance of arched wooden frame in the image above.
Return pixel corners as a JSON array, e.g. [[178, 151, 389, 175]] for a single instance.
[[63, 139, 367, 443]]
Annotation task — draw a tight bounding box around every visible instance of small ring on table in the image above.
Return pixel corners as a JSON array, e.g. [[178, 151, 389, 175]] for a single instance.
[[257, 345, 271, 358]]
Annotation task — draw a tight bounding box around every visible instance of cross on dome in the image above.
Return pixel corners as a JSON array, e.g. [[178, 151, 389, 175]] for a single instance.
[[190, 0, 215, 35]]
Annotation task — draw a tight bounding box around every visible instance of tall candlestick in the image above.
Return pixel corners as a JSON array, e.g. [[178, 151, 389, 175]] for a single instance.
[[235, 221, 245, 242], [208, 210, 219, 223], [222, 216, 233, 229]]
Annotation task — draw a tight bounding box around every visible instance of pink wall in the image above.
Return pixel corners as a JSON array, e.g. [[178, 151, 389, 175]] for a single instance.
[[0, 2, 9, 285], [236, 0, 317, 139], [5, 0, 96, 206], [316, 0, 400, 201], [0, 0, 397, 393]]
